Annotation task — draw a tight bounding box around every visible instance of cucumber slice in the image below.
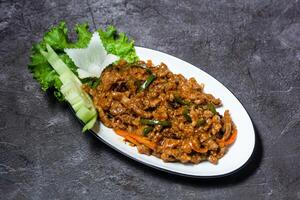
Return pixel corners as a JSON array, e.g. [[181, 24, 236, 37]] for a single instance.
[[40, 44, 71, 76], [40, 44, 98, 131], [76, 106, 97, 123], [82, 115, 97, 132], [59, 71, 81, 85], [66, 93, 82, 105], [60, 81, 78, 95], [72, 100, 85, 112]]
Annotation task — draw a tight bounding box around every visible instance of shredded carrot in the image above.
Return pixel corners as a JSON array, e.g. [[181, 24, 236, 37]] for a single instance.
[[124, 135, 140, 146], [115, 129, 129, 137], [115, 129, 140, 146], [224, 128, 237, 146], [127, 133, 157, 150], [216, 126, 237, 147], [114, 129, 156, 150]]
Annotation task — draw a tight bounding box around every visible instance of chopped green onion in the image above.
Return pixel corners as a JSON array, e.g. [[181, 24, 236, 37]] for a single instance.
[[139, 74, 156, 91], [82, 77, 100, 89], [140, 119, 171, 127], [183, 106, 192, 123], [143, 126, 154, 136], [196, 119, 206, 127], [207, 103, 217, 114], [135, 80, 142, 89], [145, 68, 153, 74], [174, 96, 190, 106]]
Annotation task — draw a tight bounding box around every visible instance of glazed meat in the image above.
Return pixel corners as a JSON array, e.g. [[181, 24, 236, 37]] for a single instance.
[[84, 60, 237, 164]]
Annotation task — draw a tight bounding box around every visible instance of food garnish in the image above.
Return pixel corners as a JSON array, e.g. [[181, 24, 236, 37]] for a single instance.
[[28, 22, 138, 131]]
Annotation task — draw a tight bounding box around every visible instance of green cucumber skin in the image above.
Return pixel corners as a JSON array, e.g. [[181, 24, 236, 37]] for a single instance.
[[40, 44, 97, 131]]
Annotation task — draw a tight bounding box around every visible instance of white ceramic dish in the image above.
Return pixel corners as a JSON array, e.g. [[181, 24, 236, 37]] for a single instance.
[[91, 47, 255, 177]]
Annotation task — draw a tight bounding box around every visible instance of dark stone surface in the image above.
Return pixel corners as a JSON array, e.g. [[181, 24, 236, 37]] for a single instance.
[[0, 0, 299, 199]]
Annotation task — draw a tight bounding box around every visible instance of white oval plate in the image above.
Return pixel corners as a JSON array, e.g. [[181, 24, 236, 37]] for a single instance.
[[91, 47, 255, 177]]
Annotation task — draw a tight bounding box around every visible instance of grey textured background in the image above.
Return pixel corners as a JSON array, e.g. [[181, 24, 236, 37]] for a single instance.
[[1, 0, 300, 199]]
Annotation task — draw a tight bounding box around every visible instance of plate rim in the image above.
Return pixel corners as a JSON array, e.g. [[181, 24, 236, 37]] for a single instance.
[[83, 46, 256, 178], [88, 127, 256, 178]]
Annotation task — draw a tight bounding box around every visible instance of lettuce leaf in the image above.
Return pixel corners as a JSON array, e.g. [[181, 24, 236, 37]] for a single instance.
[[98, 26, 139, 63], [28, 21, 139, 101]]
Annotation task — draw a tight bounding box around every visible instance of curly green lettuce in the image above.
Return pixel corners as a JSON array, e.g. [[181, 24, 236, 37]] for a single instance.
[[28, 21, 139, 101], [98, 26, 139, 63]]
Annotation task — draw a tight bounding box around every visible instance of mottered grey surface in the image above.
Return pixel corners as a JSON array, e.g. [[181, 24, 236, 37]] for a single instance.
[[0, 0, 299, 199]]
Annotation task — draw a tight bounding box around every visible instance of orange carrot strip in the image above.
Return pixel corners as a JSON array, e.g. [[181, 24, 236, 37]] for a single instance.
[[115, 129, 140, 146], [224, 128, 237, 146], [114, 129, 156, 150], [124, 135, 140, 146], [114, 129, 130, 137], [127, 133, 157, 150]]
